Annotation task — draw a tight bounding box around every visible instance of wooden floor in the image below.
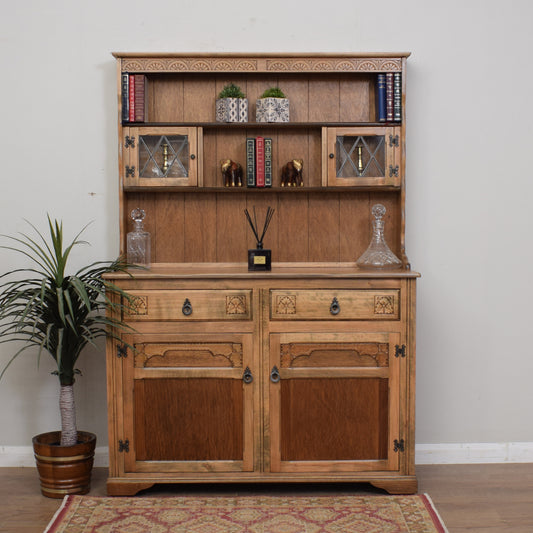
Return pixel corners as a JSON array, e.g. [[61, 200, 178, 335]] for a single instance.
[[1, 464, 532, 532]]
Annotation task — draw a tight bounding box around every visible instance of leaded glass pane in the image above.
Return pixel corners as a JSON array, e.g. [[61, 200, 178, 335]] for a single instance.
[[138, 135, 190, 178], [335, 135, 385, 178]]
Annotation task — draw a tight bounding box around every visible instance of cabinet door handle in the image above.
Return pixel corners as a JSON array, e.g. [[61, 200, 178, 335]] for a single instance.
[[242, 367, 253, 384], [182, 298, 193, 316], [330, 297, 340, 315], [270, 365, 281, 383]]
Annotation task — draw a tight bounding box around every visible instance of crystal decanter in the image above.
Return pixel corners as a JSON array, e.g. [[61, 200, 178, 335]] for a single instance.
[[356, 204, 401, 269], [127, 208, 151, 267]]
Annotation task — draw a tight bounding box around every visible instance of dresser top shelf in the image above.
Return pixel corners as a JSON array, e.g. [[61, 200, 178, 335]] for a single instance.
[[105, 263, 420, 280]]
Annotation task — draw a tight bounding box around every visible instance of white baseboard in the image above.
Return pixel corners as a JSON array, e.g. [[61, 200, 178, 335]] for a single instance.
[[2, 443, 533, 468], [415, 442, 533, 464]]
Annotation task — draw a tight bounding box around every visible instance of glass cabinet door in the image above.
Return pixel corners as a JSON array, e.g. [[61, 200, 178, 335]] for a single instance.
[[323, 127, 401, 187], [123, 126, 200, 187]]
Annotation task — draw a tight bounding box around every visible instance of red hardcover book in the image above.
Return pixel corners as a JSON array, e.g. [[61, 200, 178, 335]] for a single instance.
[[134, 75, 146, 122], [128, 75, 135, 122], [255, 136, 265, 187], [386, 73, 394, 122]]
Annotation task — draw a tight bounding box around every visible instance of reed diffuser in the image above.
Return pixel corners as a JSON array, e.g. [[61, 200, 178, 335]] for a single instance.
[[245, 206, 275, 271]]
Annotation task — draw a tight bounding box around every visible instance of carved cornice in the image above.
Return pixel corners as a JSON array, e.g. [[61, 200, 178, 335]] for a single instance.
[[120, 56, 403, 73]]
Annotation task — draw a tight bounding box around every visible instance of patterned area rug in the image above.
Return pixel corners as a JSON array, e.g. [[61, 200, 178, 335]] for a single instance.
[[45, 494, 448, 532]]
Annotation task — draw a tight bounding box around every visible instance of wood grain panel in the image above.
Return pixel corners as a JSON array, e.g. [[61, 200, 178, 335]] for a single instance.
[[154, 193, 185, 262], [183, 75, 215, 122], [308, 192, 339, 261], [340, 76, 373, 122], [340, 192, 370, 262], [279, 77, 309, 123], [309, 78, 340, 122], [216, 193, 248, 262], [184, 193, 217, 262], [280, 378, 388, 461], [202, 129, 219, 188], [134, 378, 243, 461], [277, 193, 309, 262], [149, 75, 183, 122]]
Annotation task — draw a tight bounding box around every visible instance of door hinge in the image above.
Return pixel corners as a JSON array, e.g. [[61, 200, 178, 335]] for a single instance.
[[117, 344, 128, 358], [389, 134, 399, 147], [125, 166, 136, 177], [389, 165, 399, 177], [125, 136, 135, 148], [395, 344, 406, 358], [394, 439, 405, 453], [118, 439, 129, 453]]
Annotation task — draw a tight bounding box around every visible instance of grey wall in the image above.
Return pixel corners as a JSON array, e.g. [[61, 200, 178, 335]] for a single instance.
[[1, 0, 532, 456]]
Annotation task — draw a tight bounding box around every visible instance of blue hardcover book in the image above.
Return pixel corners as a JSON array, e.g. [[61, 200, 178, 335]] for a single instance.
[[376, 73, 387, 122], [246, 138, 256, 187]]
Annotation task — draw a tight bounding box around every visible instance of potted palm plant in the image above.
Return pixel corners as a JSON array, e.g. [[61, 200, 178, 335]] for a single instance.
[[0, 216, 133, 498]]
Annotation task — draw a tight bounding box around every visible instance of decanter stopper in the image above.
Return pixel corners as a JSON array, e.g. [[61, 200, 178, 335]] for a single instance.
[[356, 204, 401, 269], [127, 208, 151, 267]]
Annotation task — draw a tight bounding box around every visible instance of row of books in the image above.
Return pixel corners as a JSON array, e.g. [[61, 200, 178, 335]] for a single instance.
[[376, 73, 401, 123], [121, 73, 147, 123], [246, 137, 272, 187]]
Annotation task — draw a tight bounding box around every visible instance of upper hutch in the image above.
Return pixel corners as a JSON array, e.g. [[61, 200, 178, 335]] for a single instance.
[[106, 53, 419, 496]]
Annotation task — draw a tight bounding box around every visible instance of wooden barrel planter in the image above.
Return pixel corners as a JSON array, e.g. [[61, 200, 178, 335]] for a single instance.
[[32, 431, 96, 498]]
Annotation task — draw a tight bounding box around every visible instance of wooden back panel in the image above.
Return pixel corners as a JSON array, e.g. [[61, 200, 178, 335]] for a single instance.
[[116, 54, 409, 266]]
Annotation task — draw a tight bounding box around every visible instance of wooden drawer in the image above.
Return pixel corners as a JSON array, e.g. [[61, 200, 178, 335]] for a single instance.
[[270, 289, 400, 320], [123, 290, 252, 321]]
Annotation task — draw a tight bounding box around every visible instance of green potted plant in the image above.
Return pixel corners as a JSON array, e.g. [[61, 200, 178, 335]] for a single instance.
[[256, 86, 289, 122], [0, 216, 133, 498], [216, 82, 248, 122]]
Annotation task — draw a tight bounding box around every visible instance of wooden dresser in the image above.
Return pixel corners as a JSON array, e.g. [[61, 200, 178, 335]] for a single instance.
[[105, 53, 418, 496]]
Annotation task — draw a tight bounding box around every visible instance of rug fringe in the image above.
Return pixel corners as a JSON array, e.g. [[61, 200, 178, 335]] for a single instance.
[[43, 495, 72, 533], [422, 493, 449, 533]]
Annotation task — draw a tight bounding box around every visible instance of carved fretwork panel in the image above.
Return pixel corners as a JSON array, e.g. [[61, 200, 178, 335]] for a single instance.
[[124, 295, 148, 316], [226, 295, 247, 315], [275, 295, 297, 315], [374, 295, 395, 315], [280, 342, 390, 368], [134, 342, 243, 368]]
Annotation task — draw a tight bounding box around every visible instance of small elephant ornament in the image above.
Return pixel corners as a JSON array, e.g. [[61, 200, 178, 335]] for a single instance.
[[221, 159, 243, 187], [281, 159, 303, 187]]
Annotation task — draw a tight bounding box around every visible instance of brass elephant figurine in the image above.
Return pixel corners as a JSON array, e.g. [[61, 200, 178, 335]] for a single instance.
[[281, 159, 303, 187]]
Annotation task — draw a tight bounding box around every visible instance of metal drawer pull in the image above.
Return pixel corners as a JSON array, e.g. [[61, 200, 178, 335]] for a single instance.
[[182, 298, 193, 316], [330, 297, 340, 315], [270, 366, 281, 383], [242, 367, 253, 384]]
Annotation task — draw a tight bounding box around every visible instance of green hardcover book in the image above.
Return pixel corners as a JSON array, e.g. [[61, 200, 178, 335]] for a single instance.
[[246, 138, 256, 187], [264, 138, 272, 187]]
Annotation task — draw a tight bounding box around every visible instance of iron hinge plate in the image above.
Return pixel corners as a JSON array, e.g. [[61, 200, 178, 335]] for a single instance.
[[118, 439, 130, 453], [395, 344, 406, 358], [117, 344, 128, 358], [394, 439, 405, 453]]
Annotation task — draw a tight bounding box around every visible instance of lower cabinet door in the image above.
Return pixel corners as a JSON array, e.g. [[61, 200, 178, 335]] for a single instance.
[[268, 331, 401, 473], [120, 333, 255, 474]]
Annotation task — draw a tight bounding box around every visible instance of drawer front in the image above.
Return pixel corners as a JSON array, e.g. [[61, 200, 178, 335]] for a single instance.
[[124, 290, 252, 321], [270, 289, 400, 320]]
